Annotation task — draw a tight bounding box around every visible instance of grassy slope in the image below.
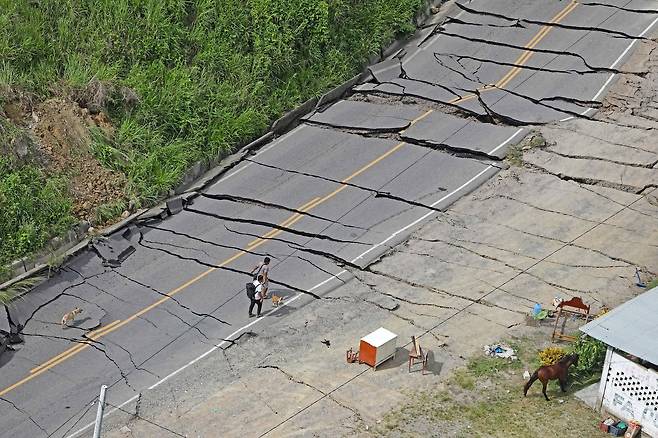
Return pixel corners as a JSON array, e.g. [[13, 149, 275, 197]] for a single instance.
[[0, 0, 422, 279]]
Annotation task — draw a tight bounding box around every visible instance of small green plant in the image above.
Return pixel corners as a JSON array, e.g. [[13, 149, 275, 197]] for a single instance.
[[451, 368, 475, 390], [94, 200, 127, 225], [539, 346, 566, 366], [570, 334, 607, 378], [647, 277, 658, 289], [506, 143, 524, 166], [467, 354, 521, 377], [46, 252, 67, 277], [0, 157, 74, 272]]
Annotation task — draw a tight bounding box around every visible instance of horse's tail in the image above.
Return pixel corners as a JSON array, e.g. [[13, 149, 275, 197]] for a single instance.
[[523, 370, 539, 396]]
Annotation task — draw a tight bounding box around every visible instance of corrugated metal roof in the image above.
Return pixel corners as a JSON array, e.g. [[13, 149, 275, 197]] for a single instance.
[[580, 286, 658, 365]]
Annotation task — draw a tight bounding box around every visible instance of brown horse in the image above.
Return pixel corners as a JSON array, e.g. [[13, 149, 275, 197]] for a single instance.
[[523, 353, 579, 401]]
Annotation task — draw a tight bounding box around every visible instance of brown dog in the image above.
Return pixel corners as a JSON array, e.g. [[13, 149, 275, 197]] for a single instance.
[[61, 307, 83, 328], [271, 295, 284, 307]]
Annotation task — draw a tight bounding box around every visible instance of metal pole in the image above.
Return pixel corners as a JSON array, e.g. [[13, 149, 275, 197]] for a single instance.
[[93, 384, 108, 438]]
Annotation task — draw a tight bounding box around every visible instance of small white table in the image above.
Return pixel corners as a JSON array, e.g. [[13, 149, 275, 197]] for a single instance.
[[359, 327, 398, 370]]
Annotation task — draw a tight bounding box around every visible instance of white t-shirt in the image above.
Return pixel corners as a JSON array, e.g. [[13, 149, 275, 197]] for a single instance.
[[253, 280, 263, 300]]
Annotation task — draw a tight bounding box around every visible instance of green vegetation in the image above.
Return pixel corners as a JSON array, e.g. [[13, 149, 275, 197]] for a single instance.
[[0, 0, 424, 279], [0, 276, 44, 305], [0, 156, 74, 281], [377, 340, 606, 437], [570, 334, 607, 382]]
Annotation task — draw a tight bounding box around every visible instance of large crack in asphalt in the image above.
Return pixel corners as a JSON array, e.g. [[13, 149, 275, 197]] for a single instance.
[[145, 217, 526, 318], [424, 26, 635, 76], [199, 193, 367, 231], [303, 120, 508, 165], [19, 269, 110, 331], [145, 224, 350, 284], [402, 62, 604, 120], [19, 330, 138, 392], [303, 118, 412, 135], [433, 51, 648, 78], [143, 224, 272, 258], [53, 269, 161, 380], [370, 76, 535, 127], [184, 206, 367, 246], [136, 231, 323, 299], [110, 268, 230, 327], [580, 2, 658, 15], [243, 158, 452, 212], [66, 267, 164, 334], [453, 2, 653, 41], [0, 396, 48, 436]]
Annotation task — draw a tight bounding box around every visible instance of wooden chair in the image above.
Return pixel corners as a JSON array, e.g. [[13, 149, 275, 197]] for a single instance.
[[408, 336, 429, 374]]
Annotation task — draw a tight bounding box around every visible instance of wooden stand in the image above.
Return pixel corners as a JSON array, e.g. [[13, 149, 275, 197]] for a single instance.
[[408, 336, 429, 374], [551, 297, 590, 342]]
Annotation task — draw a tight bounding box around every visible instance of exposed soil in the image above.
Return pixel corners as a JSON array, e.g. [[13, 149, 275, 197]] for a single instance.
[[32, 98, 126, 221]]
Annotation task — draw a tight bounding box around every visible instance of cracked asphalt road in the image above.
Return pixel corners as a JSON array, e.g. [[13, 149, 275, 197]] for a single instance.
[[1, 1, 657, 437]]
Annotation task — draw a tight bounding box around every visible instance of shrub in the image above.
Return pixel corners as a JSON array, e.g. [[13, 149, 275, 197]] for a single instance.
[[539, 346, 566, 366], [0, 0, 425, 204], [0, 157, 74, 269], [0, 0, 426, 272], [571, 334, 607, 377]]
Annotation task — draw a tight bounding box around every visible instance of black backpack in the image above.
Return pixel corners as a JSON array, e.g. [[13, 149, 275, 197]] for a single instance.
[[246, 282, 256, 299]]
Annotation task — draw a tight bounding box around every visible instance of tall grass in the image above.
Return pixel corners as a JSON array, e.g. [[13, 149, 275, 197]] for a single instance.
[[0, 0, 423, 273], [0, 157, 74, 279]]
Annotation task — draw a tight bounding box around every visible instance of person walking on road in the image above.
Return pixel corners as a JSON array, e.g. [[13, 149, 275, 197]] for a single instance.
[[250, 257, 271, 298], [247, 274, 265, 318]]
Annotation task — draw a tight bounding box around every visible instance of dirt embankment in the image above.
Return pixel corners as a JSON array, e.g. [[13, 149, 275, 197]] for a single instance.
[[3, 95, 127, 222]]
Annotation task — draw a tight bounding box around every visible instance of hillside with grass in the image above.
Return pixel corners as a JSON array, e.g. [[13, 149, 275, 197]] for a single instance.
[[0, 0, 424, 281]]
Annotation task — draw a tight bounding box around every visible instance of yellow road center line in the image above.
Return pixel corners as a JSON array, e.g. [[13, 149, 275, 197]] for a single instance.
[[450, 1, 578, 103], [496, 1, 578, 89], [247, 197, 321, 248], [247, 197, 321, 247], [30, 320, 122, 373], [0, 1, 582, 398]]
